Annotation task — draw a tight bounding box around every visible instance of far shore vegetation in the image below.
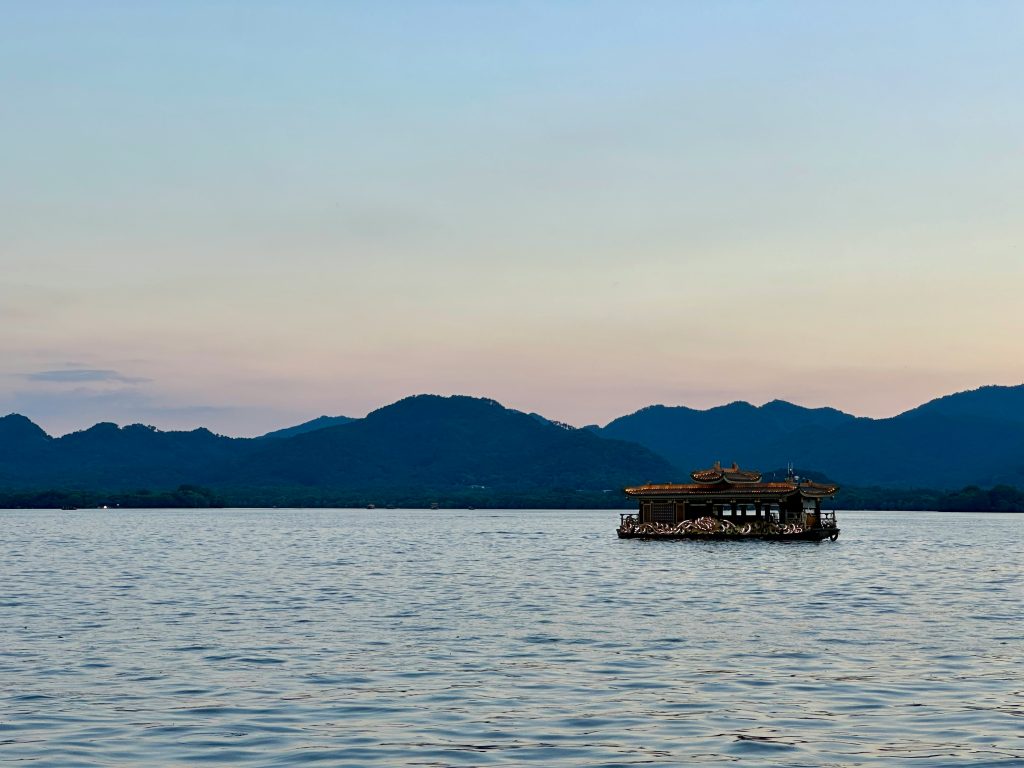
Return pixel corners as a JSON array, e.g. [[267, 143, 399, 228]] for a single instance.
[[1, 484, 1023, 512]]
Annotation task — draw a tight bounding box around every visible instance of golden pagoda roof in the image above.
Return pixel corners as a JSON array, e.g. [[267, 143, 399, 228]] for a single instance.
[[691, 461, 762, 484], [625, 463, 839, 499]]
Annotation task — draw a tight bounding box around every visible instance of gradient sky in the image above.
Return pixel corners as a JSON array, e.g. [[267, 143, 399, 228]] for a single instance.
[[3, 1, 1022, 436]]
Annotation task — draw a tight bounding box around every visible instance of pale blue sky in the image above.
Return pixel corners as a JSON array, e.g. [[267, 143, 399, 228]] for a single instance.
[[3, 1, 1022, 435]]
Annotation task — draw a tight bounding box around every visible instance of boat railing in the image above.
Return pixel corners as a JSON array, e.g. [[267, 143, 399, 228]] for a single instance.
[[819, 511, 838, 529], [619, 513, 638, 527]]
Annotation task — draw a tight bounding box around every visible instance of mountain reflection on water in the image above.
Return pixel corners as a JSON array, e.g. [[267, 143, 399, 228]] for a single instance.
[[1, 509, 1020, 766]]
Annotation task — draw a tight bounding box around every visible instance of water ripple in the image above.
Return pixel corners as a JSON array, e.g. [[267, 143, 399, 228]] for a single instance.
[[0, 509, 1021, 766]]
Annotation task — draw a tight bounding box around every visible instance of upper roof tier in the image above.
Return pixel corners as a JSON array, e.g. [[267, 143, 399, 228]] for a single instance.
[[625, 462, 839, 499], [691, 461, 762, 484]]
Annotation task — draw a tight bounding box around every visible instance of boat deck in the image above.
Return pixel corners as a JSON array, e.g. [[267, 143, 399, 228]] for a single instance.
[[616, 527, 840, 542]]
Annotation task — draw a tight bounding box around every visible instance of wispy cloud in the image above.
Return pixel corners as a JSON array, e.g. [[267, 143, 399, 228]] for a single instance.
[[24, 369, 151, 385]]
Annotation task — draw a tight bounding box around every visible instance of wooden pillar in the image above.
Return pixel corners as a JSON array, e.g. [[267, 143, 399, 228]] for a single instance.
[[675, 501, 686, 524]]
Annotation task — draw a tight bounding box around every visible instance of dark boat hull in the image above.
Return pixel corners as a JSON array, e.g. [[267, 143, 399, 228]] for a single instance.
[[617, 528, 840, 542]]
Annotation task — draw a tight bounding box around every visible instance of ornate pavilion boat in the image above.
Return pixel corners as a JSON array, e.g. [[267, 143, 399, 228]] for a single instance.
[[617, 462, 840, 542]]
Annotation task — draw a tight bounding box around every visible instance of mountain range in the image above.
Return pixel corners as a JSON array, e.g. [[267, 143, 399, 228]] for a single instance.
[[0, 395, 673, 497], [592, 385, 1024, 488], [1, 385, 1022, 498]]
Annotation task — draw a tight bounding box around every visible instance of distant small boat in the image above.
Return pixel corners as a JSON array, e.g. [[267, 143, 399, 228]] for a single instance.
[[366, 504, 375, 510], [60, 506, 77, 511], [430, 503, 439, 510]]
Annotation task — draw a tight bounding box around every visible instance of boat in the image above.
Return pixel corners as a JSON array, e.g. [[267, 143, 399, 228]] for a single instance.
[[617, 461, 840, 542]]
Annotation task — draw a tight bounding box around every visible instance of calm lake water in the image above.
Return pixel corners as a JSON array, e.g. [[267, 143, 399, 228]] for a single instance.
[[0, 509, 1020, 766]]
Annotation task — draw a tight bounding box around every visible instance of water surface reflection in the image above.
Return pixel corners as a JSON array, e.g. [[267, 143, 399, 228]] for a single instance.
[[0, 509, 1020, 766]]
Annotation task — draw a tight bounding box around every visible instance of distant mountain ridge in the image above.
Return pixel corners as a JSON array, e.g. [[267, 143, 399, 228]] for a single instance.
[[233, 395, 673, 492], [593, 399, 858, 472], [898, 384, 1024, 424], [258, 415, 354, 440], [0, 395, 673, 495], [0, 417, 241, 489], [0, 413, 51, 456], [1, 384, 1022, 493], [591, 384, 1024, 488]]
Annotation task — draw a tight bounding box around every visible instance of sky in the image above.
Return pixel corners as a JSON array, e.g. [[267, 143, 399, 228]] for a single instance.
[[2, 1, 1023, 436]]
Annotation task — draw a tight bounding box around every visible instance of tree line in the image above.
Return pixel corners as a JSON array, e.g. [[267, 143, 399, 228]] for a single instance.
[[1, 483, 1022, 511]]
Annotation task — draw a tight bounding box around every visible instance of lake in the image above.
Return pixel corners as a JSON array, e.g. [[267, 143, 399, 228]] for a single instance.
[[0, 509, 1020, 766]]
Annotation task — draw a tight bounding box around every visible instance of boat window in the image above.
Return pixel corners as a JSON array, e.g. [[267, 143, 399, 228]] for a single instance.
[[651, 501, 674, 525]]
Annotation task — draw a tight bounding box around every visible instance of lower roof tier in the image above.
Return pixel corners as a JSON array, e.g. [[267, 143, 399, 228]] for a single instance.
[[625, 480, 839, 500]]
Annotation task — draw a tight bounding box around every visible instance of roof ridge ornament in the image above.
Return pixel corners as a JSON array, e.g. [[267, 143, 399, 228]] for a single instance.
[[689, 461, 764, 484]]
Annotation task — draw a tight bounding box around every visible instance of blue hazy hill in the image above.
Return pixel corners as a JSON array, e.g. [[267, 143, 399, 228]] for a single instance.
[[0, 396, 674, 494], [0, 413, 52, 456], [258, 415, 355, 440], [1, 384, 1022, 493], [0, 419, 243, 489], [232, 395, 675, 492], [593, 384, 1024, 488], [593, 399, 857, 472]]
